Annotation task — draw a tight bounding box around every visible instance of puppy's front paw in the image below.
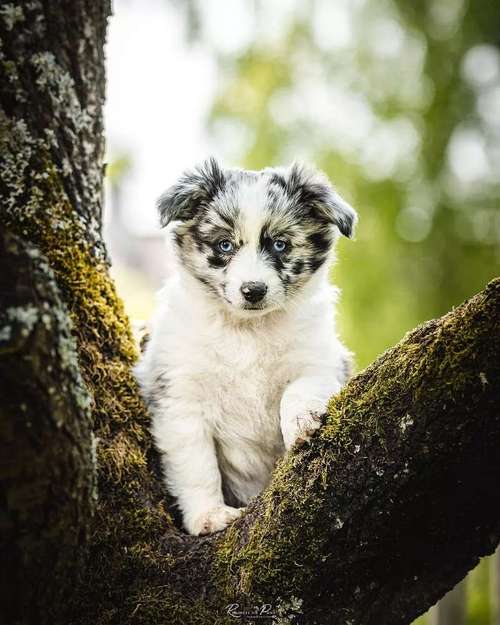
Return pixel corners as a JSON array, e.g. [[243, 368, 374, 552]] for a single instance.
[[187, 505, 245, 536], [282, 411, 323, 450]]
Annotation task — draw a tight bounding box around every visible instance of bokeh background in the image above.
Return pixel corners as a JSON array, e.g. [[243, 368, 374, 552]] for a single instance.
[[102, 1, 500, 623]]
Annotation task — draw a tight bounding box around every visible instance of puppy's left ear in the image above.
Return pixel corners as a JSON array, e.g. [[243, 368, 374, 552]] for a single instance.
[[287, 163, 358, 238]]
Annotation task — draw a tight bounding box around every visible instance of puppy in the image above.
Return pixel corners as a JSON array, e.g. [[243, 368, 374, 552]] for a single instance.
[[135, 158, 356, 535]]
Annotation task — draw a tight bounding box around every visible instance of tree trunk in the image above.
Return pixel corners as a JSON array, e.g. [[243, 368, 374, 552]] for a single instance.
[[1, 4, 499, 625]]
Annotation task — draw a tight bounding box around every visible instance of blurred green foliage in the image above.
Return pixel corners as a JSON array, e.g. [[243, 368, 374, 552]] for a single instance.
[[180, 0, 500, 368], [468, 558, 492, 625]]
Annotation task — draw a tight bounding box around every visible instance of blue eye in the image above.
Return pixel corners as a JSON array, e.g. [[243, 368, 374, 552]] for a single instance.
[[218, 239, 234, 253], [273, 239, 287, 253]]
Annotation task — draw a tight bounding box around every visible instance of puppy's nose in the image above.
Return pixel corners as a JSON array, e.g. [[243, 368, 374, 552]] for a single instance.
[[240, 281, 268, 303]]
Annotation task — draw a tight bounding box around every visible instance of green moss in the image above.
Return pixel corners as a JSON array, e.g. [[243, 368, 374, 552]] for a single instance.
[[213, 448, 332, 610], [121, 589, 226, 625]]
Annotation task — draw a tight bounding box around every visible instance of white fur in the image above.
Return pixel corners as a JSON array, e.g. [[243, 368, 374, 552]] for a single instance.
[[135, 169, 353, 535]]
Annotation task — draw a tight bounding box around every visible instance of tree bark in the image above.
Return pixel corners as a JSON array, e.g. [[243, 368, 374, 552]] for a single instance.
[[0, 231, 96, 623], [1, 4, 499, 625]]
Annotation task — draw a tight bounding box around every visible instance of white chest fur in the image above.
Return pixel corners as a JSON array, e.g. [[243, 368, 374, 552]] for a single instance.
[[135, 268, 350, 534], [201, 319, 292, 503], [138, 276, 302, 502]]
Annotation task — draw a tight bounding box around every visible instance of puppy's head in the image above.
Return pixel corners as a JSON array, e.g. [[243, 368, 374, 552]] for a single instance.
[[158, 158, 357, 317]]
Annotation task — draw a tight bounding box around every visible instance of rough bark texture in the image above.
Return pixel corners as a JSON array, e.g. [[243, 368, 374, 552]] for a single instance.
[[0, 231, 96, 623], [0, 3, 499, 625]]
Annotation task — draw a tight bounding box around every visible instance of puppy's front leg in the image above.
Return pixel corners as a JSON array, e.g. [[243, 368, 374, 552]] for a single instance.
[[280, 375, 341, 450], [153, 407, 244, 535]]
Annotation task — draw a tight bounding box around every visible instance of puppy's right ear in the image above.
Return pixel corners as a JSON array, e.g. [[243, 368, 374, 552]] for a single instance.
[[157, 157, 226, 227]]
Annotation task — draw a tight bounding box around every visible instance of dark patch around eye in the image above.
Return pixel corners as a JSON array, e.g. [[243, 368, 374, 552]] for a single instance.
[[260, 233, 285, 258], [207, 253, 231, 269], [259, 223, 292, 252], [271, 254, 286, 272]]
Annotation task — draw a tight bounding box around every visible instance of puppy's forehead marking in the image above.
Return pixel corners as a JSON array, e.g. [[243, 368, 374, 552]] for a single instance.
[[235, 177, 271, 246], [227, 173, 313, 248]]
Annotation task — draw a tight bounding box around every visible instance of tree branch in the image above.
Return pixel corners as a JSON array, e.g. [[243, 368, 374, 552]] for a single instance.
[[210, 278, 500, 625]]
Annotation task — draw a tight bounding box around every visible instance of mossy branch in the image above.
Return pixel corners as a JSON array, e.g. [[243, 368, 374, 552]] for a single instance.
[[208, 278, 500, 625]]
